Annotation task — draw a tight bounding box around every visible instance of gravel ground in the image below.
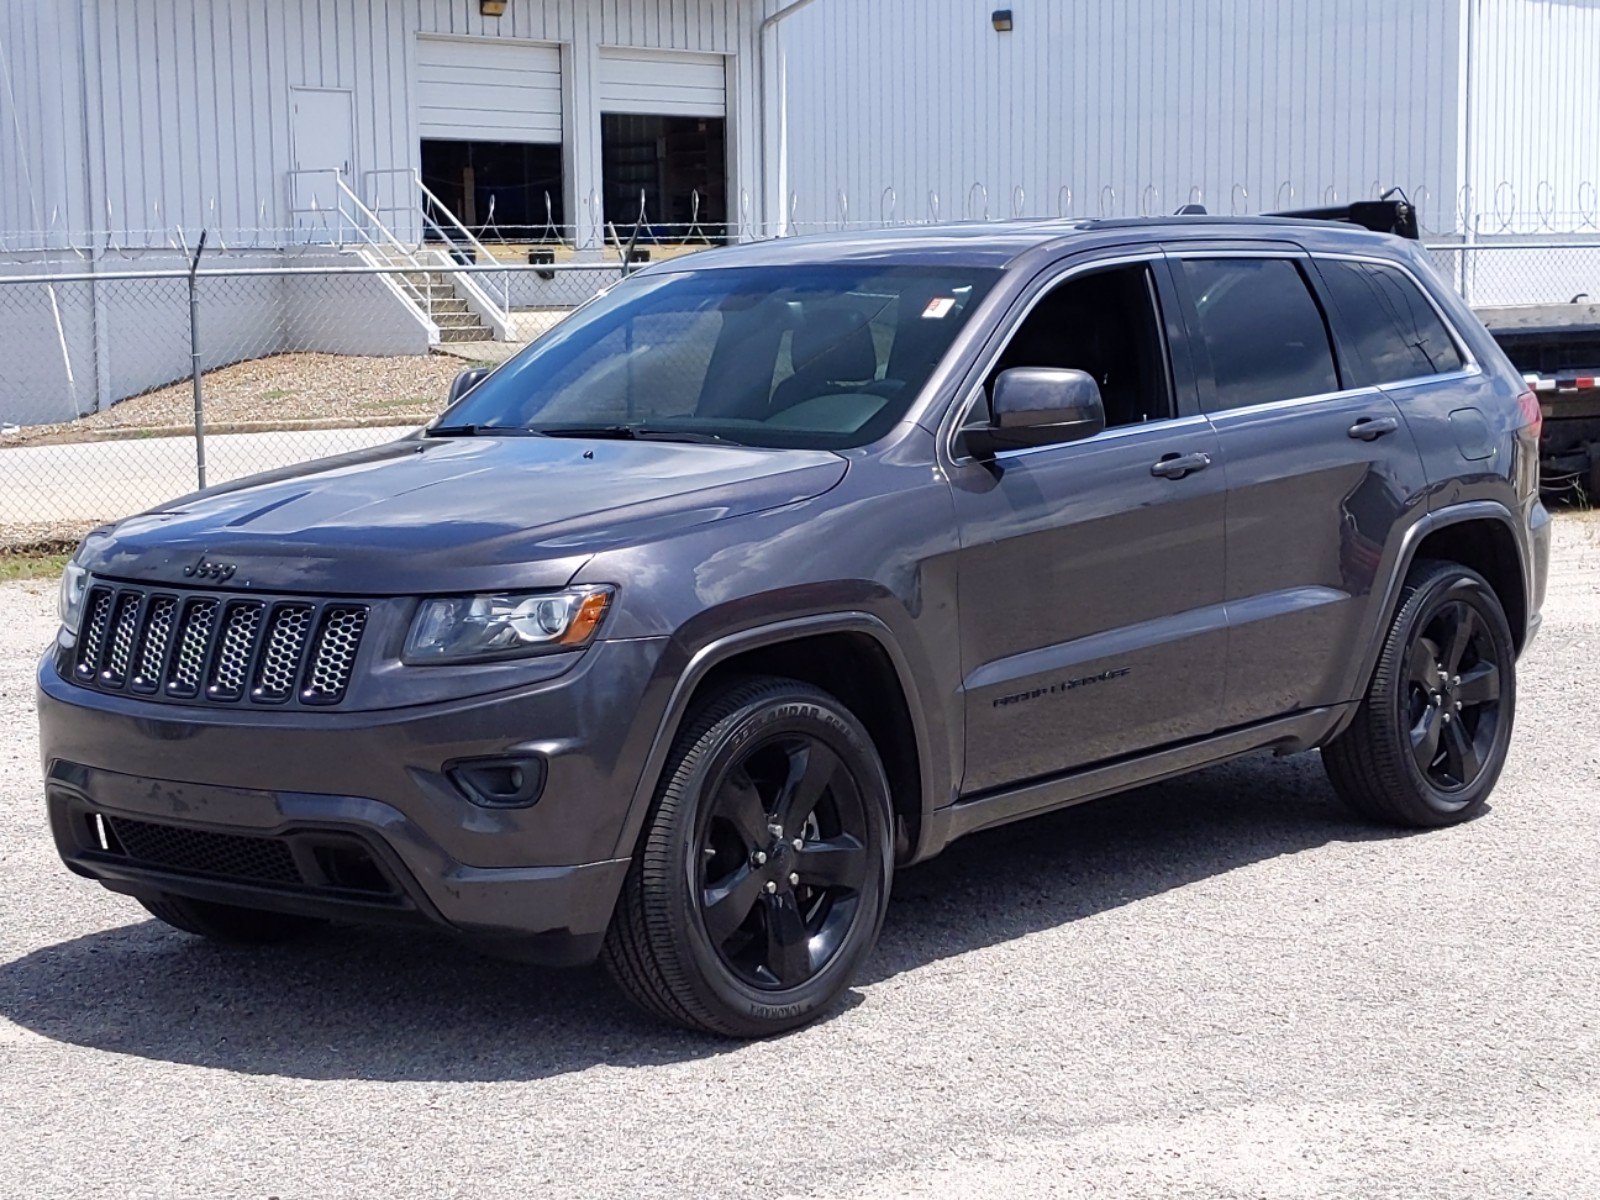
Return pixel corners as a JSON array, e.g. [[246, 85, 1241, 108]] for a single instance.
[[2, 352, 472, 448], [0, 514, 1596, 1199]]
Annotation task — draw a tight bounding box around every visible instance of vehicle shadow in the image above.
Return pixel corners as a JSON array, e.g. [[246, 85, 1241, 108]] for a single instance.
[[0, 750, 1416, 1082]]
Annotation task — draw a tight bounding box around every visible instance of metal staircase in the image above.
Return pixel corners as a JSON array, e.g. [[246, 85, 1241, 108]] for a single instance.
[[287, 168, 513, 345], [363, 247, 496, 343]]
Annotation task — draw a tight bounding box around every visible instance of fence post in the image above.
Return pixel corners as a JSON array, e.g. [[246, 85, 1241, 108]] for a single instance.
[[187, 230, 208, 490]]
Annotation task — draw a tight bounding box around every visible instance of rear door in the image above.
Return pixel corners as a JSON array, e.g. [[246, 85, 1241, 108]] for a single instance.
[[947, 252, 1228, 794], [1167, 248, 1429, 729], [1309, 254, 1491, 489]]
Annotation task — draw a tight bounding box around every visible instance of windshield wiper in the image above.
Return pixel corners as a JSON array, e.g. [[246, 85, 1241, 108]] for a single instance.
[[537, 425, 735, 445], [425, 424, 546, 438]]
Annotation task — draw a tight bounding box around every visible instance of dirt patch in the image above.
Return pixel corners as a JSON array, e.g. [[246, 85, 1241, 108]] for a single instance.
[[2, 351, 488, 447]]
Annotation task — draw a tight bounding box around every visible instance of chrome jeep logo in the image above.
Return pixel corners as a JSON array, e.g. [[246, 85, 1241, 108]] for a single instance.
[[182, 555, 237, 583]]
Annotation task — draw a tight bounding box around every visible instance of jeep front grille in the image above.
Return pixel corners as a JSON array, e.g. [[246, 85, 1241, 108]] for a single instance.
[[70, 583, 370, 708]]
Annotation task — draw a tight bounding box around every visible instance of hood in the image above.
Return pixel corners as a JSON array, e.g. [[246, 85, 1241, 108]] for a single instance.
[[85, 435, 848, 595]]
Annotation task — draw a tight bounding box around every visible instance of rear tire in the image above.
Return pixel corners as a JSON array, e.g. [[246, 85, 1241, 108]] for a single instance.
[[1323, 559, 1516, 828], [139, 894, 324, 944], [602, 676, 894, 1038]]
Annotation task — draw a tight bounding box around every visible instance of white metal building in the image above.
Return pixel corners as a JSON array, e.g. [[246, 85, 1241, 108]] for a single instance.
[[0, 0, 805, 251], [7, 0, 1596, 248], [1, 0, 1596, 426], [774, 0, 1600, 238], [0, 0, 815, 423]]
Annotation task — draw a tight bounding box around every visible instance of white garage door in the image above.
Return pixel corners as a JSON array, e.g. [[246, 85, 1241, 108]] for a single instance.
[[598, 48, 726, 117], [417, 36, 562, 143]]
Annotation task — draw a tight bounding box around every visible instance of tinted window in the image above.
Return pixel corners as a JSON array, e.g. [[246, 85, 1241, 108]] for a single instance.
[[1182, 258, 1339, 410], [438, 265, 997, 449], [1318, 259, 1465, 383]]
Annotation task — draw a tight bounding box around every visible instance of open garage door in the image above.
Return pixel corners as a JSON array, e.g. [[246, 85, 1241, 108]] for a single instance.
[[417, 36, 562, 143], [416, 36, 565, 238], [599, 49, 728, 241], [598, 48, 727, 118]]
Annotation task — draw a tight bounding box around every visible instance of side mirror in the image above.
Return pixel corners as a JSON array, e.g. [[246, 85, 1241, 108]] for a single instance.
[[964, 367, 1106, 457], [447, 366, 492, 406]]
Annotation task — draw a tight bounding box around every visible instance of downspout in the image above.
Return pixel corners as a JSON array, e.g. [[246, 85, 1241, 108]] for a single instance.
[[78, 0, 110, 413], [757, 0, 824, 237], [1459, 0, 1478, 302]]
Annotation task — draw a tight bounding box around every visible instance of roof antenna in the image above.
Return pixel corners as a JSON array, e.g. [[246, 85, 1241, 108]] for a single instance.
[[1174, 203, 1208, 215]]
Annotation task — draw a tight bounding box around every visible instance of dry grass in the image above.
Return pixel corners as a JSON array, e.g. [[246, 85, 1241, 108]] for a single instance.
[[3, 351, 485, 447], [0, 550, 71, 582]]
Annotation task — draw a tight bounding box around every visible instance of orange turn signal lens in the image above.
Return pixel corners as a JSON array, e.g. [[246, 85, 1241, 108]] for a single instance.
[[558, 588, 612, 646]]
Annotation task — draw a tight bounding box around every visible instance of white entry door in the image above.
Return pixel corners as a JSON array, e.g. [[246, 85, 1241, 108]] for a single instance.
[[290, 88, 355, 240]]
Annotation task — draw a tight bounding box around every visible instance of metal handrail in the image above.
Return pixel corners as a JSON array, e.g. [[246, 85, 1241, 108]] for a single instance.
[[287, 169, 441, 324], [344, 222, 437, 322], [364, 168, 512, 320]]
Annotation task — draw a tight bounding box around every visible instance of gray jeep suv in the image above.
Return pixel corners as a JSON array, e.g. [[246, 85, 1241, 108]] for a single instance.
[[39, 207, 1550, 1036]]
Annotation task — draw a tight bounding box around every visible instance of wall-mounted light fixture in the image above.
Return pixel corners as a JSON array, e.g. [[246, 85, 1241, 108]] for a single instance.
[[991, 9, 1014, 32], [480, 0, 508, 16]]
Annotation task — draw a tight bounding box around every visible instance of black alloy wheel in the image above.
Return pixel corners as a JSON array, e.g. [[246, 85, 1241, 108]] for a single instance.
[[602, 677, 893, 1037], [695, 732, 871, 990], [1403, 598, 1504, 792], [1324, 559, 1517, 828]]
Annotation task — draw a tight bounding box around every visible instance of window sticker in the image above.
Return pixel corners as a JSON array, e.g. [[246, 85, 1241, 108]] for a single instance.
[[921, 296, 957, 319]]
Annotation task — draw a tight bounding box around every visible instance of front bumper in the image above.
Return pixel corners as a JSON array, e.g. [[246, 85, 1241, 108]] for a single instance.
[[37, 635, 676, 963]]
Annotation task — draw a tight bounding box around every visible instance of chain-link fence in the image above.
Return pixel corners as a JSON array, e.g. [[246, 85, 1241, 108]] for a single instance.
[[0, 255, 621, 547], [3, 218, 1598, 550], [1422, 240, 1600, 309]]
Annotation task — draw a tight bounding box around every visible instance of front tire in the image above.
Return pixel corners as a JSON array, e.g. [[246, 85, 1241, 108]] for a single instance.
[[1323, 560, 1516, 828], [602, 677, 894, 1037]]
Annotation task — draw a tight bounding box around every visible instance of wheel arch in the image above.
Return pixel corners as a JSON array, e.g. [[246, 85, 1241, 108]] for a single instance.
[[1329, 500, 1530, 742], [1408, 516, 1528, 652], [613, 614, 938, 868]]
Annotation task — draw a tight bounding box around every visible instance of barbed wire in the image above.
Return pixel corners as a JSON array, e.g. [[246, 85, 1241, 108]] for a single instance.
[[5, 176, 1599, 258]]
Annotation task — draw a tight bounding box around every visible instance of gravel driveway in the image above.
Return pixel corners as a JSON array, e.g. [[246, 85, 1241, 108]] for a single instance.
[[1, 515, 1596, 1199]]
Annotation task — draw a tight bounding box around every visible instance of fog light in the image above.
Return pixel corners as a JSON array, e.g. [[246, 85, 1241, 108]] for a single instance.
[[448, 756, 547, 808]]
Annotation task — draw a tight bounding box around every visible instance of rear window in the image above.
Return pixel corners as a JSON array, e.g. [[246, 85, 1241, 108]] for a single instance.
[[1317, 259, 1465, 384], [1181, 258, 1340, 411]]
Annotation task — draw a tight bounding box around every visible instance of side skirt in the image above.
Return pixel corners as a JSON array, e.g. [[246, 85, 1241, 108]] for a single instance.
[[928, 706, 1348, 849]]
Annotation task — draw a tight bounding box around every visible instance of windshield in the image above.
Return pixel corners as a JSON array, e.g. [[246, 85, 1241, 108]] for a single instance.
[[434, 264, 999, 449]]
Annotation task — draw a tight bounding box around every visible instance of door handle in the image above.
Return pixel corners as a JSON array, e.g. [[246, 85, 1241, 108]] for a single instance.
[[1150, 451, 1212, 479], [1348, 415, 1399, 441]]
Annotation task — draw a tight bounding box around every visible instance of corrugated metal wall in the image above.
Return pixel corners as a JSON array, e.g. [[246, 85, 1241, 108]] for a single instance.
[[0, 0, 766, 246], [0, 2, 91, 240], [1468, 0, 1600, 232], [777, 0, 1468, 229], [7, 1, 1592, 246]]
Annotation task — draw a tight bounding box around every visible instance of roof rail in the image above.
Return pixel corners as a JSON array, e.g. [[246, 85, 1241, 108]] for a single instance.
[[1267, 190, 1420, 240]]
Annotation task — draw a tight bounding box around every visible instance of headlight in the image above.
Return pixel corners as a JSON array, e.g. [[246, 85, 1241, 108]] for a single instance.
[[405, 586, 614, 663], [57, 558, 91, 634]]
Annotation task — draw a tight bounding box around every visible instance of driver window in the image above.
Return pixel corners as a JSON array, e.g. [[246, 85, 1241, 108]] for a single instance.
[[978, 262, 1174, 429]]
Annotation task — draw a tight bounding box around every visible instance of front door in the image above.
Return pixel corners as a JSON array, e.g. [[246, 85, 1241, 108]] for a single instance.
[[949, 257, 1229, 795], [289, 88, 355, 241]]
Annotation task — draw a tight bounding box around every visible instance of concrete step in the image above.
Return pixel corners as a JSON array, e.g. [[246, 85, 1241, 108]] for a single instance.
[[435, 312, 487, 329], [425, 298, 471, 315], [438, 326, 494, 343]]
